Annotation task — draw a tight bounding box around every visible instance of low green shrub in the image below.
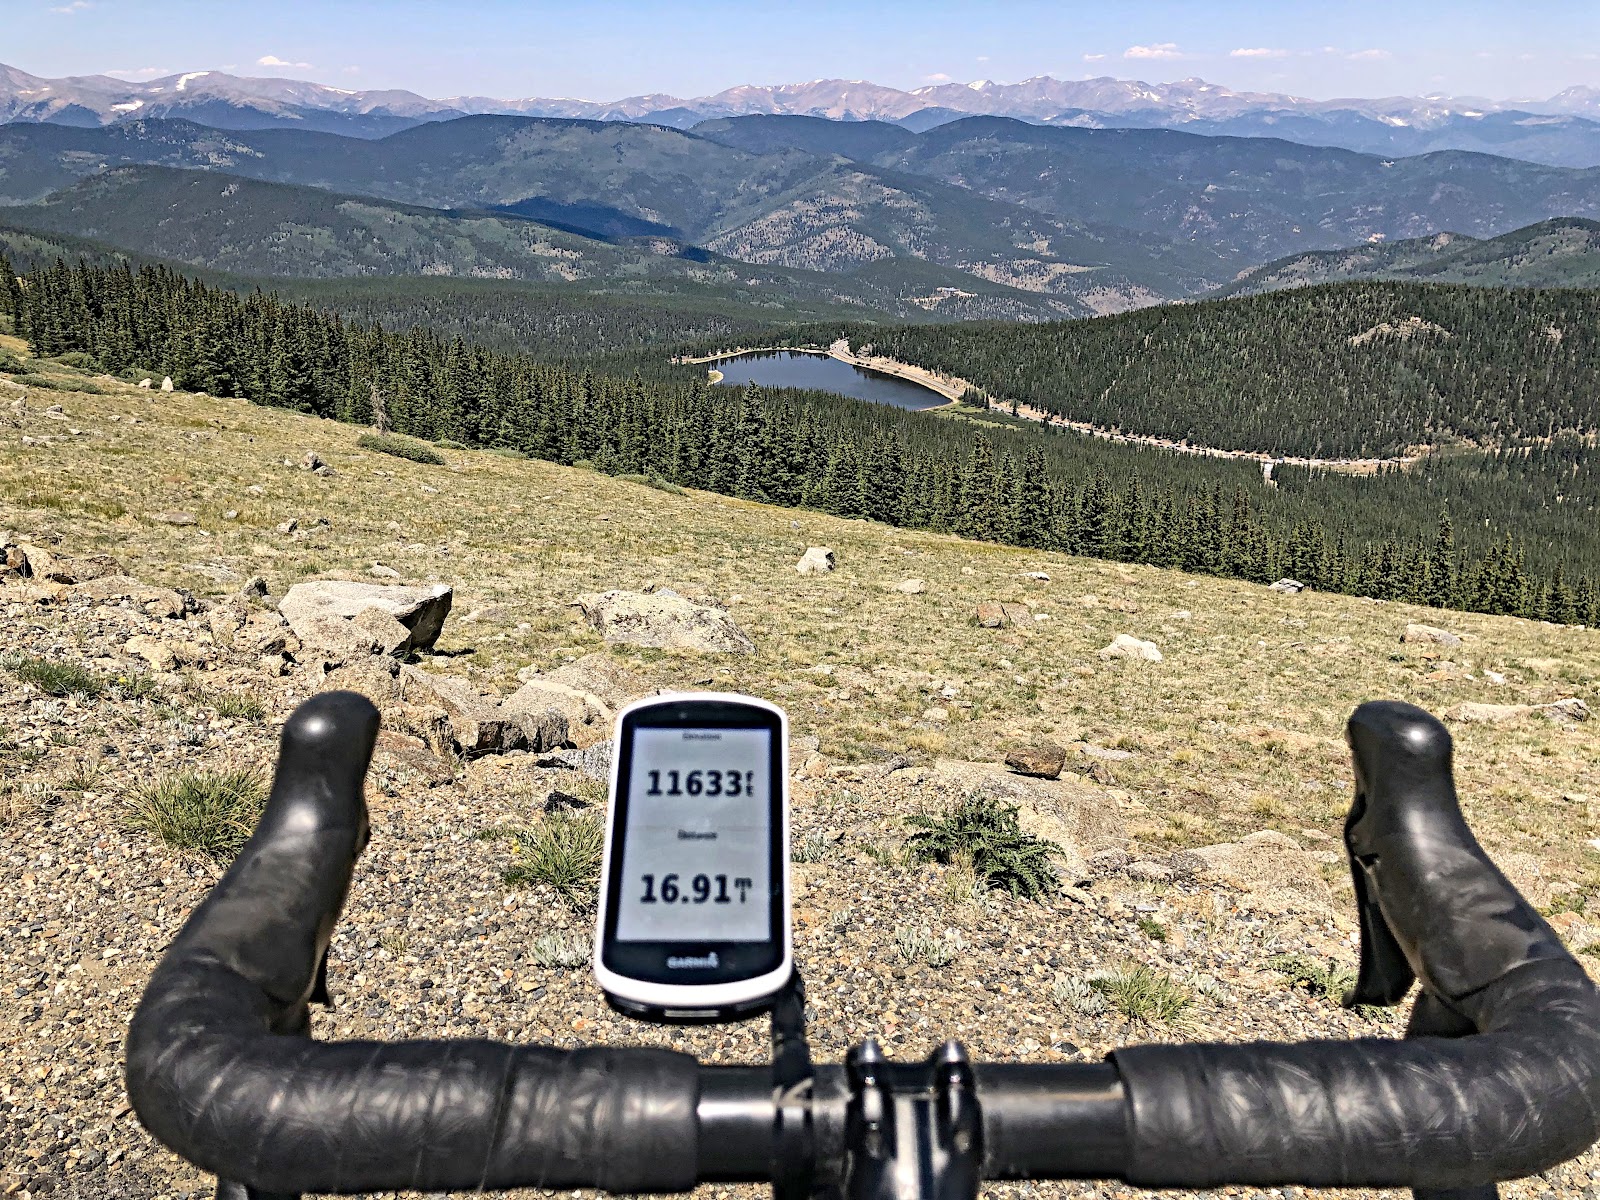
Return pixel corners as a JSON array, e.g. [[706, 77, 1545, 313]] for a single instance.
[[125, 769, 267, 861], [432, 438, 469, 450], [356, 432, 445, 465], [0, 351, 27, 374], [1270, 954, 1361, 1007], [486, 446, 528, 460], [48, 351, 99, 370], [904, 793, 1062, 898]]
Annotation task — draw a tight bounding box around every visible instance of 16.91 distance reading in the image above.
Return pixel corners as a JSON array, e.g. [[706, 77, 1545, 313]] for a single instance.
[[639, 872, 753, 905], [646, 769, 755, 798]]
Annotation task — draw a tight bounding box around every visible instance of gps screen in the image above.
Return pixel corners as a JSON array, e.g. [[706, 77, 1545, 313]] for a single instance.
[[614, 726, 773, 943]]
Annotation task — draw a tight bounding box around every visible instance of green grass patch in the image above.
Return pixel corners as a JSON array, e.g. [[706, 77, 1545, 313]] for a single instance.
[[125, 768, 267, 862], [3, 654, 104, 699], [1270, 953, 1366, 1010], [1089, 965, 1192, 1023], [904, 793, 1062, 899], [357, 431, 446, 465], [500, 813, 604, 904]]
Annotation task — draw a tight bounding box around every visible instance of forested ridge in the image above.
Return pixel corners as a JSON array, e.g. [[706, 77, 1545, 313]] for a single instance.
[[847, 282, 1600, 459], [5, 252, 1597, 626]]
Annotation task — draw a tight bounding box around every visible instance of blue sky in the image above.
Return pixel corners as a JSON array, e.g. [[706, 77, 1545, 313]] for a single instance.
[[11, 0, 1600, 101]]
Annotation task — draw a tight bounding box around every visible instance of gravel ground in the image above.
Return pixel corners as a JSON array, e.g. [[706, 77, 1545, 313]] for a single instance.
[[3, 579, 1599, 1200]]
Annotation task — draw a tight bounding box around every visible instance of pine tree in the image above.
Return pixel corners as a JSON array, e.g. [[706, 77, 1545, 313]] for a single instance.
[[1425, 511, 1456, 609]]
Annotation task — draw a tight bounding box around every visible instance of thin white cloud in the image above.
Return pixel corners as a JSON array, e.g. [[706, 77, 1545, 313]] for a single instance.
[[257, 54, 314, 70], [1231, 47, 1288, 59], [105, 66, 173, 80], [924, 72, 953, 83], [342, 65, 362, 74], [1346, 48, 1392, 60], [976, 56, 990, 63], [1082, 53, 1107, 62], [1124, 43, 1183, 60], [50, 0, 91, 12]]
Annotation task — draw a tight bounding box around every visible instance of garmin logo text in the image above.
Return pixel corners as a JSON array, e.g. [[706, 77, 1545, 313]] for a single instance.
[[666, 952, 720, 970]]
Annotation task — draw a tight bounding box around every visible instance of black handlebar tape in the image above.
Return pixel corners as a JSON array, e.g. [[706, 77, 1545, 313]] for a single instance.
[[123, 692, 700, 1195], [1110, 701, 1600, 1190]]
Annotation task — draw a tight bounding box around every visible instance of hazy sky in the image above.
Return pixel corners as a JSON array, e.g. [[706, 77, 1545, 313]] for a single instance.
[[10, 0, 1600, 102]]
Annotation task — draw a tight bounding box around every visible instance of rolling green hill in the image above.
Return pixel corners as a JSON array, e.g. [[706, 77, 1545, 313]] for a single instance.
[[774, 281, 1600, 459], [1219, 218, 1600, 295]]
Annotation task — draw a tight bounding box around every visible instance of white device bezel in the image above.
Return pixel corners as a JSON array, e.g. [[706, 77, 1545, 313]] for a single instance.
[[592, 692, 792, 1015]]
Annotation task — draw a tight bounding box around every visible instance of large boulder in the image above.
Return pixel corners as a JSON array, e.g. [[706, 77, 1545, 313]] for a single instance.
[[1005, 743, 1067, 780], [279, 580, 453, 656], [1098, 634, 1162, 663], [975, 601, 1033, 629], [573, 589, 755, 654], [796, 547, 835, 575]]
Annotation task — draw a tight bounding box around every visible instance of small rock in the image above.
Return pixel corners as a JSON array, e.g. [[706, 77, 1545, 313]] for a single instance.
[[151, 511, 198, 526], [1004, 742, 1067, 779], [240, 575, 269, 599], [160, 376, 174, 392], [1098, 633, 1162, 662], [1125, 860, 1174, 883], [276, 519, 299, 535], [369, 563, 401, 579], [1402, 622, 1462, 647], [222, 509, 239, 520], [796, 547, 835, 575], [544, 789, 589, 813], [138, 378, 152, 389], [1270, 578, 1306, 594], [301, 451, 326, 472], [1089, 849, 1131, 874], [1024, 572, 1050, 582], [894, 578, 926, 595]]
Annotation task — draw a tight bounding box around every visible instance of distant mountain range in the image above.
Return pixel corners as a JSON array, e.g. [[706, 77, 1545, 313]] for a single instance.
[[6, 62, 1600, 166], [4, 114, 1600, 318]]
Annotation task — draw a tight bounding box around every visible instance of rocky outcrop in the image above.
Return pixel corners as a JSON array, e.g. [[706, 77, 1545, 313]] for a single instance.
[[506, 653, 650, 749], [573, 589, 755, 654], [279, 580, 453, 657], [398, 667, 567, 757], [1444, 698, 1589, 724]]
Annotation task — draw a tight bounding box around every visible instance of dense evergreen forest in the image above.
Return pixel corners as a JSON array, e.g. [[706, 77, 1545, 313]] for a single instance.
[[5, 252, 1597, 626], [786, 283, 1600, 459]]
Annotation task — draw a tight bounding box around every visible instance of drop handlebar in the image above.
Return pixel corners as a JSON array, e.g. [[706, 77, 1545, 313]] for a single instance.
[[124, 692, 1600, 1198]]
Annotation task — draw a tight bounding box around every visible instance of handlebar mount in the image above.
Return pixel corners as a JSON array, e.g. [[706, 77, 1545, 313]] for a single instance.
[[123, 692, 1600, 1200]]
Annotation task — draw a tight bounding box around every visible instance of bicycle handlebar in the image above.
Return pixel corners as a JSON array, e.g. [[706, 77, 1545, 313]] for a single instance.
[[123, 692, 1600, 1196]]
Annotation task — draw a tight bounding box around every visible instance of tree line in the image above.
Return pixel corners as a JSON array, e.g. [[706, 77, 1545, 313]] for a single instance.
[[5, 254, 1596, 627]]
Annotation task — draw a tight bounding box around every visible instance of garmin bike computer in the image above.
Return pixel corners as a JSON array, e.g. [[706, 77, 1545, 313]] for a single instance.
[[594, 693, 792, 1020]]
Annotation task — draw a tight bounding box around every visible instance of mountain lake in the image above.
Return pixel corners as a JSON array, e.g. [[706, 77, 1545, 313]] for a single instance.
[[707, 351, 946, 410]]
